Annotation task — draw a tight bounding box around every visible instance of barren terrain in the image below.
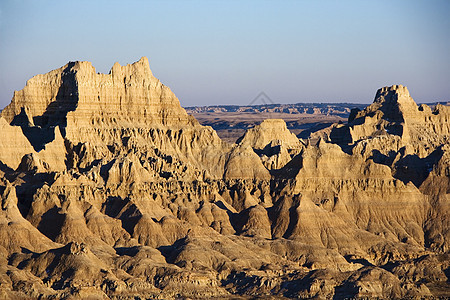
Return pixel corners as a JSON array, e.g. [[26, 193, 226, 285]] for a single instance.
[[0, 58, 448, 299], [188, 111, 346, 143]]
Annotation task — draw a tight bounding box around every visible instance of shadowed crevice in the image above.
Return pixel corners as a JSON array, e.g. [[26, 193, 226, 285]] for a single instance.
[[393, 147, 444, 188], [11, 62, 79, 151]]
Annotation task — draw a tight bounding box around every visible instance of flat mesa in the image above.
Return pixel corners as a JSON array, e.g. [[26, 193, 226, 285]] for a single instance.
[[0, 58, 448, 299]]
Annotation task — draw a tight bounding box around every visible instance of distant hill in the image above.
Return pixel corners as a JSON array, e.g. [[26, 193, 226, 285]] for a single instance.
[[185, 103, 368, 142], [185, 102, 449, 143], [185, 102, 367, 118]]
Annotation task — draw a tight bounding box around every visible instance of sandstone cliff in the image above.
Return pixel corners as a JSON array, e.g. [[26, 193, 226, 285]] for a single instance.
[[236, 119, 304, 170], [0, 59, 448, 299]]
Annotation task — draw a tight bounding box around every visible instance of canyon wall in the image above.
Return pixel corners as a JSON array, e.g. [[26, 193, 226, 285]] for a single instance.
[[0, 58, 448, 299]]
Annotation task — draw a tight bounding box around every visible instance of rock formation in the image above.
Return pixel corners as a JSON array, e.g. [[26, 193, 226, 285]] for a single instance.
[[236, 119, 304, 170], [0, 59, 448, 299], [331, 85, 449, 155]]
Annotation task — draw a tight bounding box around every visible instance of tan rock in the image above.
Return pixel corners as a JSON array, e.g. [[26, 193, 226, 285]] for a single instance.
[[0, 184, 60, 255], [334, 84, 450, 156], [237, 119, 303, 169], [0, 62, 448, 299], [0, 117, 34, 170], [238, 119, 302, 150]]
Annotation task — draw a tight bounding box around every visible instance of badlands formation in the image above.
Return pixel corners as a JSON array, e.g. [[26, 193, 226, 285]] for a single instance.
[[0, 57, 448, 299]]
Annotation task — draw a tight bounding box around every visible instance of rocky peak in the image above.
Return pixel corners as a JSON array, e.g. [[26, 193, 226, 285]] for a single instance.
[[352, 84, 418, 124], [374, 85, 414, 105], [2, 57, 191, 130], [237, 119, 302, 150], [0, 59, 448, 299], [236, 119, 303, 170], [375, 84, 418, 119], [330, 84, 449, 157], [110, 56, 153, 78]]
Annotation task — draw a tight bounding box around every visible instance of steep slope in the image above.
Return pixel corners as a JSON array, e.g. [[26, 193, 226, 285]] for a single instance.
[[332, 85, 449, 156], [237, 119, 304, 170], [0, 117, 35, 170], [327, 84, 450, 252], [2, 57, 236, 180], [0, 59, 448, 299]]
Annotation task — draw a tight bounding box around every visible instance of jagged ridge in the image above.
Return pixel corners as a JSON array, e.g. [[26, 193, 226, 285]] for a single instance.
[[0, 59, 448, 299]]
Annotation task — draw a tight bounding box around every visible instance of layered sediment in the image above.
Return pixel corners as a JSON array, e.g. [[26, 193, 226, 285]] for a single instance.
[[0, 59, 448, 299]]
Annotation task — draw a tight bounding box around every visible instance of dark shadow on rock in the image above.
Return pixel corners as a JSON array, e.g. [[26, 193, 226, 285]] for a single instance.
[[333, 282, 359, 299], [221, 271, 265, 295], [11, 107, 33, 127], [0, 161, 15, 182], [118, 205, 143, 236], [297, 122, 334, 139], [37, 207, 65, 241], [157, 237, 187, 265], [348, 107, 361, 123], [283, 200, 300, 239], [102, 196, 128, 219], [115, 246, 140, 257], [254, 144, 281, 157], [33, 62, 79, 130], [444, 266, 450, 281], [20, 126, 56, 152], [214, 200, 229, 211], [51, 268, 75, 290], [99, 160, 115, 183], [20, 247, 34, 254], [78, 159, 102, 173], [15, 172, 55, 218], [232, 205, 256, 235], [101, 196, 142, 236], [370, 149, 398, 167], [271, 153, 303, 179], [10, 62, 79, 151], [393, 147, 443, 188], [344, 255, 373, 267], [267, 194, 300, 239], [329, 125, 352, 145]]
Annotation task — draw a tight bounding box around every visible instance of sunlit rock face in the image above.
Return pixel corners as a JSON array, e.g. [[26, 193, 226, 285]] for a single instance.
[[332, 84, 449, 154], [0, 58, 448, 299], [3, 57, 191, 126]]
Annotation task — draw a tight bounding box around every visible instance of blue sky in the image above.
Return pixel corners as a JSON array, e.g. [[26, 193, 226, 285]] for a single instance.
[[0, 0, 449, 107]]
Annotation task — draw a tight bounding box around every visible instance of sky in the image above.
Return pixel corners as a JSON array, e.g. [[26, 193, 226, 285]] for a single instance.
[[0, 0, 449, 108]]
